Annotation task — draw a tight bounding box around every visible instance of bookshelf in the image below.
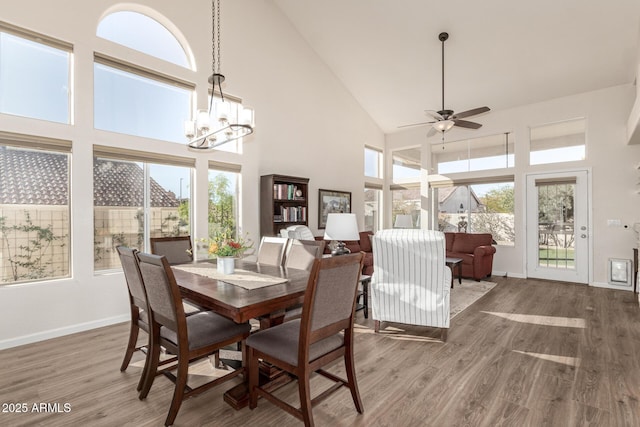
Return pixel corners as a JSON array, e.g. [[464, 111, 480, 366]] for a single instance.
[[260, 174, 310, 237]]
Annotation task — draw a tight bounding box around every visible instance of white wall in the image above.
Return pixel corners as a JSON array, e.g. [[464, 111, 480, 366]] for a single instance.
[[0, 0, 383, 349], [387, 84, 640, 284]]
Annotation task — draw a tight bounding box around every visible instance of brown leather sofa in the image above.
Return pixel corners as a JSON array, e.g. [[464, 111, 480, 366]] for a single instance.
[[445, 232, 496, 281], [316, 231, 374, 276]]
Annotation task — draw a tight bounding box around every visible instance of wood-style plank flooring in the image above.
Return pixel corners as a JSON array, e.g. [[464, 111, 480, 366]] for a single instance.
[[1, 277, 639, 426]]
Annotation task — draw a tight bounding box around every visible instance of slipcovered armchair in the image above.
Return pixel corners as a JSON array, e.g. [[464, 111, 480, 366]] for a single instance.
[[371, 229, 451, 340], [281, 225, 315, 241]]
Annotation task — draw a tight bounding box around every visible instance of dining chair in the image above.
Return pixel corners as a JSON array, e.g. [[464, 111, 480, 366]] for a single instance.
[[256, 236, 288, 266], [149, 236, 194, 265], [246, 252, 365, 427], [283, 239, 326, 271], [282, 239, 326, 322], [116, 246, 152, 391], [135, 252, 251, 427], [149, 236, 203, 315], [117, 246, 193, 391]]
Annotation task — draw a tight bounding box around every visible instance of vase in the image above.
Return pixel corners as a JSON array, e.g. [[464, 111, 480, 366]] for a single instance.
[[217, 257, 235, 275]]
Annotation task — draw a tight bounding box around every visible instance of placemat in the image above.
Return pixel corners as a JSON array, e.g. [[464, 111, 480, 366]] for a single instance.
[[173, 265, 287, 290]]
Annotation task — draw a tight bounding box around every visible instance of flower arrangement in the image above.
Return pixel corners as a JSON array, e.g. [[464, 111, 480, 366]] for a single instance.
[[199, 228, 253, 258]]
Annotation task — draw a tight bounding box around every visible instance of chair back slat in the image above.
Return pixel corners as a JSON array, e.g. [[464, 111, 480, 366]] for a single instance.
[[257, 236, 288, 266], [117, 246, 146, 309], [301, 253, 364, 337], [150, 236, 193, 265], [136, 252, 183, 329], [284, 239, 325, 271]]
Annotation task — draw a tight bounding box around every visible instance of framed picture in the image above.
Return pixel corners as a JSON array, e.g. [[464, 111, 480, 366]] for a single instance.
[[318, 189, 351, 229]]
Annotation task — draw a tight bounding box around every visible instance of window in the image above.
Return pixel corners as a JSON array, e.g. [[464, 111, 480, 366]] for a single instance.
[[97, 11, 189, 68], [434, 133, 514, 174], [0, 23, 72, 124], [435, 181, 515, 245], [391, 185, 420, 229], [392, 148, 421, 182], [93, 58, 192, 143], [93, 147, 193, 271], [0, 136, 71, 284], [530, 118, 586, 165], [208, 162, 241, 238], [364, 186, 382, 233], [364, 146, 382, 178]]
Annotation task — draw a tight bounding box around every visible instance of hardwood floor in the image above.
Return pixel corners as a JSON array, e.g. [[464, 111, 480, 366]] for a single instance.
[[1, 277, 639, 426]]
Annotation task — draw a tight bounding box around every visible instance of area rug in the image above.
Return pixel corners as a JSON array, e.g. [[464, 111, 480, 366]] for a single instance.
[[450, 279, 497, 318]]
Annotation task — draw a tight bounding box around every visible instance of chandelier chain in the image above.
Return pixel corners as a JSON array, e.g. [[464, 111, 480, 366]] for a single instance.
[[215, 0, 221, 74]]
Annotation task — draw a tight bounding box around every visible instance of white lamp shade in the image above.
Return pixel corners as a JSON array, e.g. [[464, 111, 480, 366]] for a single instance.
[[324, 213, 359, 241], [433, 119, 455, 133], [394, 214, 413, 228]]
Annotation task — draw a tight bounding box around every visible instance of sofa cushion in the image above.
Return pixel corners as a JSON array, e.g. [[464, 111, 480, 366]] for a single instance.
[[445, 232, 455, 251], [447, 252, 474, 265], [358, 231, 373, 252], [451, 233, 493, 254]]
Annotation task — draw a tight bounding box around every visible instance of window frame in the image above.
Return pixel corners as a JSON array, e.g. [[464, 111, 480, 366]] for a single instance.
[[0, 22, 73, 125], [0, 133, 72, 285], [207, 160, 242, 240], [529, 118, 586, 166], [431, 176, 515, 246], [93, 146, 195, 272]]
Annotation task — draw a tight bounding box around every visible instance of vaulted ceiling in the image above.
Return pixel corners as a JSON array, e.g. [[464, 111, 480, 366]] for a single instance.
[[273, 0, 640, 134]]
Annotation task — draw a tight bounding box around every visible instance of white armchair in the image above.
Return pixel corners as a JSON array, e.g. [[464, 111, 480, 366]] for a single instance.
[[371, 229, 451, 340], [281, 225, 315, 241]]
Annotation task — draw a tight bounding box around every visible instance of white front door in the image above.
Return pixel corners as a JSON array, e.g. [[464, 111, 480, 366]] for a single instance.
[[526, 170, 589, 284]]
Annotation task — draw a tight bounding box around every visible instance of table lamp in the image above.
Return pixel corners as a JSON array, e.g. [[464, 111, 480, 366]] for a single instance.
[[394, 214, 413, 228], [324, 213, 359, 256]]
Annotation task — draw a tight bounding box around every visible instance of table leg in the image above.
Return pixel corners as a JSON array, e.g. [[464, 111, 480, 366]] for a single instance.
[[363, 278, 369, 319], [224, 310, 290, 410], [457, 263, 462, 284]]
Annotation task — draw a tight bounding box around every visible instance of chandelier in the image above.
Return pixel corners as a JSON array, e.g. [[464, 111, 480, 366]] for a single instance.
[[185, 0, 254, 150]]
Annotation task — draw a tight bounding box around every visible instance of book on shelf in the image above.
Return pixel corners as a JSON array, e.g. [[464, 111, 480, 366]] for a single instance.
[[279, 206, 307, 223], [273, 183, 304, 200]]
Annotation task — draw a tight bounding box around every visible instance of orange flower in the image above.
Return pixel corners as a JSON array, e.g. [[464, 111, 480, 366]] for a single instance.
[[209, 243, 218, 254]]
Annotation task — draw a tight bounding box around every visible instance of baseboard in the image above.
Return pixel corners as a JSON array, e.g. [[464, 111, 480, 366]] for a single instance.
[[589, 281, 635, 291], [0, 314, 129, 350], [492, 270, 526, 279]]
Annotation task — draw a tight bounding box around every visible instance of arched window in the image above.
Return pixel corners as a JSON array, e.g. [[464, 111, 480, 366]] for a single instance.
[[97, 11, 189, 69]]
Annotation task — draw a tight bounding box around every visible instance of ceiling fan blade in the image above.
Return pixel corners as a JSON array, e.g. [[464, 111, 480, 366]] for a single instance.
[[426, 127, 438, 137], [424, 110, 444, 121], [397, 120, 436, 129], [451, 106, 490, 120], [453, 119, 482, 129]]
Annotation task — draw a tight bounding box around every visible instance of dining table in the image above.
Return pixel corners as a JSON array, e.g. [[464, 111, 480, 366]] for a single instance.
[[171, 258, 311, 409]]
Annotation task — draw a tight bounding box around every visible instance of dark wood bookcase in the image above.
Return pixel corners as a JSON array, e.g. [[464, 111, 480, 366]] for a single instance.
[[260, 174, 310, 237]]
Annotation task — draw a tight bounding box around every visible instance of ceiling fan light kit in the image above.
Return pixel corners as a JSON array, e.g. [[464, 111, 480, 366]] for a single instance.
[[399, 31, 490, 135]]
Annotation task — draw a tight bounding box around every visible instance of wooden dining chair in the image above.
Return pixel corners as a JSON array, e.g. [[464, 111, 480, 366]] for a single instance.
[[117, 246, 189, 391], [149, 236, 203, 315], [136, 252, 251, 426], [282, 239, 326, 322], [283, 239, 326, 271], [246, 252, 365, 427], [116, 246, 152, 390], [149, 236, 194, 265], [256, 236, 288, 266]]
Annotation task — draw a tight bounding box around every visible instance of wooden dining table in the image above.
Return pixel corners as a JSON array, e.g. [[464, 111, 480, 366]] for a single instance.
[[171, 258, 311, 409]]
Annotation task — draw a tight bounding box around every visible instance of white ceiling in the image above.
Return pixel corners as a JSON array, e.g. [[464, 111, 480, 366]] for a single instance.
[[273, 0, 640, 134]]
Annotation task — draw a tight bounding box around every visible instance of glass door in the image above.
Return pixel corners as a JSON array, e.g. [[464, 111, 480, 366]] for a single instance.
[[526, 171, 589, 283]]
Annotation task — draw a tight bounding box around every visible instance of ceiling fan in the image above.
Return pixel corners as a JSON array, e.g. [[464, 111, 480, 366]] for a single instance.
[[399, 32, 490, 135]]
